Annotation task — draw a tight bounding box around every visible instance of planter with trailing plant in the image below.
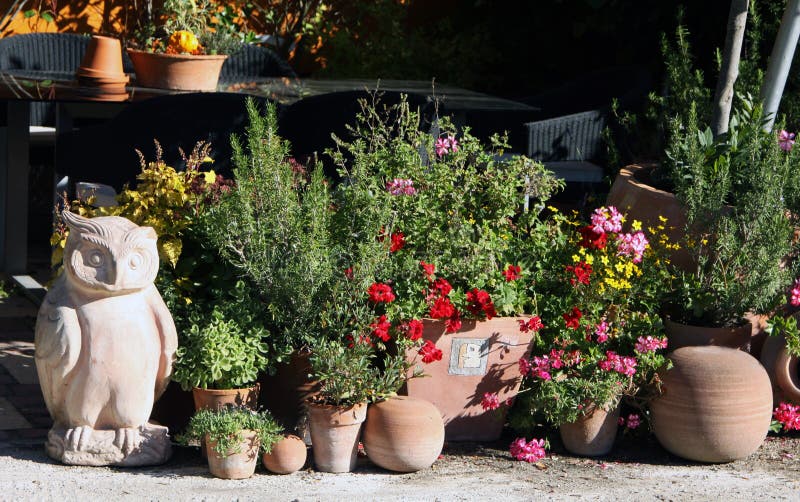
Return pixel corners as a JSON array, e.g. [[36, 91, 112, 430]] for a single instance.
[[127, 0, 239, 90], [178, 406, 282, 479]]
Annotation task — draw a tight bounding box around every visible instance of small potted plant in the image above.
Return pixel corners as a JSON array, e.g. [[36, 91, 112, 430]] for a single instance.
[[510, 206, 671, 457], [178, 405, 282, 479], [127, 0, 241, 90]]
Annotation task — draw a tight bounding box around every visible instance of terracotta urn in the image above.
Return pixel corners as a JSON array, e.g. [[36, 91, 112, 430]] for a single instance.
[[192, 384, 260, 411], [206, 430, 260, 479], [664, 319, 752, 352], [127, 49, 227, 91], [760, 334, 800, 405], [362, 396, 444, 472], [307, 401, 367, 473], [650, 346, 772, 463], [558, 404, 620, 457], [402, 317, 534, 441], [262, 434, 307, 474]]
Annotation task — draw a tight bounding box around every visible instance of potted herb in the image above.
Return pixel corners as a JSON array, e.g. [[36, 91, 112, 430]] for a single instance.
[[127, 0, 241, 90], [178, 406, 282, 479], [509, 206, 671, 456]]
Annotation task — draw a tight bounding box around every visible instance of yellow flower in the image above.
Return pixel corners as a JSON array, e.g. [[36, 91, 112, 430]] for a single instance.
[[583, 254, 594, 265], [632, 220, 642, 231], [547, 205, 559, 213], [600, 255, 610, 266], [203, 170, 217, 184], [572, 254, 581, 263], [658, 216, 668, 223], [168, 30, 200, 54]]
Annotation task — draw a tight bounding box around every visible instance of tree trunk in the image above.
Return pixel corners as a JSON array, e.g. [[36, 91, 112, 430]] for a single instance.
[[711, 0, 749, 139]]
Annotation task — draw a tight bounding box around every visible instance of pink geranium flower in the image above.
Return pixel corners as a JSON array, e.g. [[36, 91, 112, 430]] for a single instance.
[[634, 336, 668, 353], [616, 231, 649, 263], [594, 321, 609, 343], [590, 206, 624, 234], [509, 437, 547, 463], [774, 402, 800, 431], [790, 278, 800, 307], [779, 130, 796, 152], [481, 392, 501, 411]]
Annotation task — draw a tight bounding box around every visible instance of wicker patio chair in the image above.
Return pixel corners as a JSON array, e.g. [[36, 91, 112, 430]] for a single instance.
[[220, 43, 297, 81]]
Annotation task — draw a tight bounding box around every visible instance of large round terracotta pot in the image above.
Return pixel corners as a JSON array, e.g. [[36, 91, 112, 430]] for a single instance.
[[362, 396, 444, 472], [307, 402, 367, 473], [206, 430, 260, 479], [558, 404, 620, 457], [606, 163, 693, 271], [664, 319, 752, 351], [192, 384, 260, 411], [402, 317, 534, 441], [761, 334, 800, 405], [650, 346, 772, 463], [262, 434, 307, 474], [127, 49, 227, 91]]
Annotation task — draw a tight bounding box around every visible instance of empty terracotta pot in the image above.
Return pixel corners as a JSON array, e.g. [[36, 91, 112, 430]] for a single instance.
[[307, 402, 367, 473], [362, 396, 444, 472], [559, 404, 620, 457], [664, 319, 752, 351], [651, 346, 772, 463], [78, 36, 126, 78], [262, 434, 307, 474], [127, 49, 227, 91], [206, 430, 260, 479]]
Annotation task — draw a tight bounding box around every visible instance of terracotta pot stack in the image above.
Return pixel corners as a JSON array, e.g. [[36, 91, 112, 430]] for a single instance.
[[76, 36, 129, 96]]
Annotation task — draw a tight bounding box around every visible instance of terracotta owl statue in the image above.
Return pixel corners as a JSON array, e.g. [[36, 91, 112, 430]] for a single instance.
[[35, 210, 177, 466]]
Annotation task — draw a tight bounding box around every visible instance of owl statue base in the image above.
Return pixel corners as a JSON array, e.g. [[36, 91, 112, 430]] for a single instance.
[[46, 422, 172, 466]]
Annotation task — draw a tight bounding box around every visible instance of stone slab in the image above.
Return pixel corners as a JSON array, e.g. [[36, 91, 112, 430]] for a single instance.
[[0, 340, 38, 384], [0, 396, 32, 429]]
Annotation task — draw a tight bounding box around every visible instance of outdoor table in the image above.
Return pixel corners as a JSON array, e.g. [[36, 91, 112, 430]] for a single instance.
[[0, 70, 537, 277]]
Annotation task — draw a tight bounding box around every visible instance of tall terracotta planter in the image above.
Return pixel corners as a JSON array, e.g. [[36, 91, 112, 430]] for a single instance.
[[206, 430, 260, 479], [258, 350, 320, 432], [403, 317, 534, 441], [761, 334, 800, 405], [307, 402, 367, 473], [362, 396, 444, 472], [127, 49, 227, 91], [650, 346, 772, 463], [664, 319, 752, 351], [559, 404, 620, 457]]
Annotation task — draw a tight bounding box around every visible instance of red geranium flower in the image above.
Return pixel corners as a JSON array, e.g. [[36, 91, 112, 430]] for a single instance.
[[344, 267, 354, 280], [563, 307, 582, 329], [367, 282, 396, 303], [565, 261, 592, 286], [404, 319, 425, 341], [390, 232, 405, 252], [346, 333, 373, 348], [445, 312, 462, 333], [578, 225, 607, 250], [466, 288, 496, 319], [430, 296, 456, 319], [432, 278, 452, 297], [503, 264, 522, 282], [370, 315, 392, 342], [419, 339, 443, 363], [420, 261, 436, 279], [518, 316, 544, 333]]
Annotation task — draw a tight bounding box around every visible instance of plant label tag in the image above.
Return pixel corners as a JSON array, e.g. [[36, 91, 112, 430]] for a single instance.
[[448, 338, 489, 376]]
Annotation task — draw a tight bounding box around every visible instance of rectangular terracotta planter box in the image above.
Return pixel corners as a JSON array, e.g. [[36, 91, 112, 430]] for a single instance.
[[403, 317, 533, 441]]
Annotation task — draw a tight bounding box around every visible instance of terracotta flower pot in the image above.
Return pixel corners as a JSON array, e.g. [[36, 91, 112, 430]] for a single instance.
[[558, 404, 620, 457], [402, 317, 534, 441], [192, 385, 260, 411], [262, 434, 307, 474], [761, 334, 800, 405], [206, 430, 260, 479], [257, 350, 320, 433], [78, 35, 126, 79], [362, 396, 444, 472], [650, 346, 772, 463], [127, 49, 227, 91], [307, 402, 367, 473], [606, 163, 693, 271], [664, 318, 752, 352]]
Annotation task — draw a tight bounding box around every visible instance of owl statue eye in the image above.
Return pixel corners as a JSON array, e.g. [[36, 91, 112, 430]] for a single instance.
[[129, 253, 143, 270], [87, 251, 104, 267]]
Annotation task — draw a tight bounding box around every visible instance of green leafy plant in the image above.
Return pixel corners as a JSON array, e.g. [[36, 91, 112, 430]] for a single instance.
[[171, 308, 269, 391], [178, 406, 283, 456]]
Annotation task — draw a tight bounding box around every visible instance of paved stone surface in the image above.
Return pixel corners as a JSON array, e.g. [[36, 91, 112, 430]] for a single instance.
[[0, 397, 31, 429]]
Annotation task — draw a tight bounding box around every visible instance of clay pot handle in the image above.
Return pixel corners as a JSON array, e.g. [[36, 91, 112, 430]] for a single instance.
[[774, 347, 800, 403]]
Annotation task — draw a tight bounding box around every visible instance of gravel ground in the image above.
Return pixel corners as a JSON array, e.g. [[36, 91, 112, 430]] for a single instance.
[[2, 431, 799, 501]]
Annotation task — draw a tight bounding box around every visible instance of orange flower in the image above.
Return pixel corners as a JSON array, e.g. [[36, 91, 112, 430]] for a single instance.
[[168, 30, 201, 54]]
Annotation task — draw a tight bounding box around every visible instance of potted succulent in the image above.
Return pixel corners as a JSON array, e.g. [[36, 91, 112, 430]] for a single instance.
[[127, 0, 241, 90], [178, 406, 282, 479], [328, 94, 564, 441], [509, 206, 671, 456]]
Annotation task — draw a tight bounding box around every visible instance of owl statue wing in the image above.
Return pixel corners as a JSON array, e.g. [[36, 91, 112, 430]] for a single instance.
[[34, 287, 81, 420], [145, 285, 178, 401]]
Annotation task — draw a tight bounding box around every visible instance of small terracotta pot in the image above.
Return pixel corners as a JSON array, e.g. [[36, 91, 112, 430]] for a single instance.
[[362, 396, 444, 472], [558, 404, 620, 457], [127, 49, 227, 91], [651, 346, 772, 463], [78, 35, 126, 79], [206, 430, 260, 479], [307, 402, 367, 473], [192, 385, 260, 411], [262, 434, 307, 474], [761, 333, 800, 405], [664, 318, 752, 351]]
